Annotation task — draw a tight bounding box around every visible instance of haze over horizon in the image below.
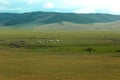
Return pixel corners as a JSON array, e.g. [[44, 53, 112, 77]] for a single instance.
[[0, 0, 120, 14]]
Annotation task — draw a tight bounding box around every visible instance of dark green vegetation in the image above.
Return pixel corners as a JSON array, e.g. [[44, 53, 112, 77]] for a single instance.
[[0, 30, 120, 80], [0, 12, 120, 26]]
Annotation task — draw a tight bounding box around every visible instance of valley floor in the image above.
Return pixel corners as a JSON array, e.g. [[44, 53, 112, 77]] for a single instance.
[[0, 30, 120, 80]]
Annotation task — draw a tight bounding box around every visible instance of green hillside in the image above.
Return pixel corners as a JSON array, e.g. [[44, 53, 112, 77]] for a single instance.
[[0, 11, 120, 26]]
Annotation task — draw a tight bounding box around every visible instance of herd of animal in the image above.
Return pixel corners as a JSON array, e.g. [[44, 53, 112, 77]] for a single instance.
[[7, 39, 64, 48]]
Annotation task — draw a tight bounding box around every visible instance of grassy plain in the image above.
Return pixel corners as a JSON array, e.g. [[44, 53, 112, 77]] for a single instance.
[[0, 29, 120, 80]]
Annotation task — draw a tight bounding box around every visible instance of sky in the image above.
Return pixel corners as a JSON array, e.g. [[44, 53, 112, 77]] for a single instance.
[[0, 0, 120, 14]]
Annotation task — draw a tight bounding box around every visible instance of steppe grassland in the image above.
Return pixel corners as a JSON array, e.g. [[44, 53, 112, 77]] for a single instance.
[[0, 29, 120, 80]]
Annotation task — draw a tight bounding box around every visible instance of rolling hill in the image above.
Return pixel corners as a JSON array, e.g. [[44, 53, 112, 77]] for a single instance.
[[30, 21, 120, 31], [0, 11, 120, 26], [0, 11, 120, 30]]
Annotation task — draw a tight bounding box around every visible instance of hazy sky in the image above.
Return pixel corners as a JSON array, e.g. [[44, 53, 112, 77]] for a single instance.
[[0, 0, 120, 14]]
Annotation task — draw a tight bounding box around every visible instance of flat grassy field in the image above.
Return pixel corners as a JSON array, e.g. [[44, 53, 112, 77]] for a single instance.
[[0, 29, 120, 80]]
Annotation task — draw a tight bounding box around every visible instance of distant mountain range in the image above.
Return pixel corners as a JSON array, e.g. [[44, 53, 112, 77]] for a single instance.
[[0, 11, 120, 26]]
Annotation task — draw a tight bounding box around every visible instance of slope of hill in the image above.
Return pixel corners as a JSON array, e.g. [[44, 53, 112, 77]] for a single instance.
[[31, 21, 120, 31], [0, 11, 120, 26]]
